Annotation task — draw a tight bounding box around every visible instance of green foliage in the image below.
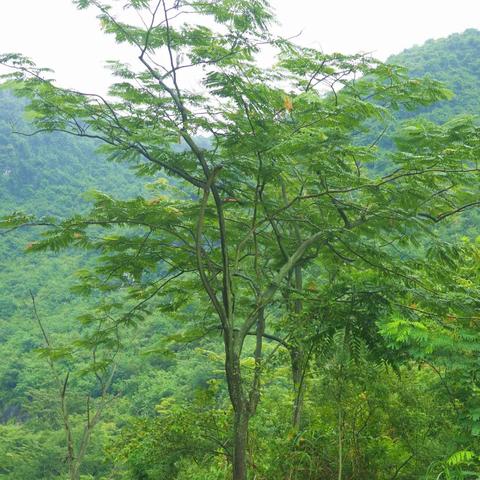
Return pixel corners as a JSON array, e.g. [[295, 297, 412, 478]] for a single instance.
[[390, 29, 480, 122], [1, 5, 480, 480]]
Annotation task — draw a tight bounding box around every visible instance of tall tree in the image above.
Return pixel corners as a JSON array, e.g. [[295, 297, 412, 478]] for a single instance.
[[2, 2, 480, 478]]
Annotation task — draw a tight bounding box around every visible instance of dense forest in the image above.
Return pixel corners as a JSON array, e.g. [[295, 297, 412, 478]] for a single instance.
[[1, 3, 480, 479]]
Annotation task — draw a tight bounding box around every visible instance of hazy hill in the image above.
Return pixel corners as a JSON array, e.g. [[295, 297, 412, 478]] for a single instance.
[[389, 28, 480, 122], [3, 29, 480, 217], [0, 91, 141, 216], [0, 88, 145, 319]]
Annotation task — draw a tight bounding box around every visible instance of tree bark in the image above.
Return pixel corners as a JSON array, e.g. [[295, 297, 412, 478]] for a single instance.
[[291, 345, 305, 430], [233, 408, 250, 480], [224, 330, 251, 480], [291, 265, 306, 430], [69, 463, 80, 480]]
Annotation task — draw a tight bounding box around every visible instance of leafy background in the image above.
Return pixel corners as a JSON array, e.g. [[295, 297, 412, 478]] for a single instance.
[[1, 28, 480, 479]]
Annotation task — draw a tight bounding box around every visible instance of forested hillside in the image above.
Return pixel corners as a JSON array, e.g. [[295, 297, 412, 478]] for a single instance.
[[1, 11, 480, 480], [0, 90, 218, 479], [387, 29, 480, 239], [0, 90, 142, 477], [390, 29, 480, 121]]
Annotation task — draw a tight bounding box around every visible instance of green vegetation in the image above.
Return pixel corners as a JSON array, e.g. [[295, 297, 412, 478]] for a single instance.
[[390, 29, 480, 122], [1, 3, 480, 479]]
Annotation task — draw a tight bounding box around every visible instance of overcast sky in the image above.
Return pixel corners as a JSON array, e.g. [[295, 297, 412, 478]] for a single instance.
[[0, 0, 479, 92]]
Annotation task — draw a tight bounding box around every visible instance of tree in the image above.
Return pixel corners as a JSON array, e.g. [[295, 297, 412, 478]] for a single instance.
[[30, 292, 119, 480], [381, 237, 480, 439], [2, 2, 480, 478]]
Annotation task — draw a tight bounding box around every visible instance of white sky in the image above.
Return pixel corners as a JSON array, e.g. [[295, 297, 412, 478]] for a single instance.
[[0, 0, 479, 92]]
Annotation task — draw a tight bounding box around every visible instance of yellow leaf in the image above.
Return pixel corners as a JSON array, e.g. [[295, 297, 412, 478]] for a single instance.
[[283, 95, 293, 112]]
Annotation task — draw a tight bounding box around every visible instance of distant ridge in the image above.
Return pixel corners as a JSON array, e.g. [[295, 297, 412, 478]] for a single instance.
[[389, 28, 480, 121]]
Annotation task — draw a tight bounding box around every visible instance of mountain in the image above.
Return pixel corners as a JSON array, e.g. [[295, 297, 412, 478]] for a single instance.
[[0, 91, 212, 480], [0, 91, 142, 216], [387, 29, 480, 239], [389, 28, 480, 122], [0, 88, 145, 321]]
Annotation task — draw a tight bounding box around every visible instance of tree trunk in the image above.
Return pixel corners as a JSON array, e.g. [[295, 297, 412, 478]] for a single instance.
[[224, 330, 251, 480], [337, 408, 343, 480], [291, 265, 306, 429], [290, 345, 305, 430], [69, 462, 80, 480], [233, 408, 250, 480]]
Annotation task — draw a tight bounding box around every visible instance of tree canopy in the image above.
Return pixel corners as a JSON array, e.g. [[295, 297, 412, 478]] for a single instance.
[[1, 4, 480, 480]]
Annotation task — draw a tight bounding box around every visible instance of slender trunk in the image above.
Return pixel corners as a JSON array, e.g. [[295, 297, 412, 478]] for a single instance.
[[291, 346, 305, 430], [226, 309, 264, 480], [337, 338, 346, 480], [70, 462, 80, 480], [233, 408, 250, 480], [338, 408, 343, 480], [291, 265, 306, 429], [224, 330, 250, 480]]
